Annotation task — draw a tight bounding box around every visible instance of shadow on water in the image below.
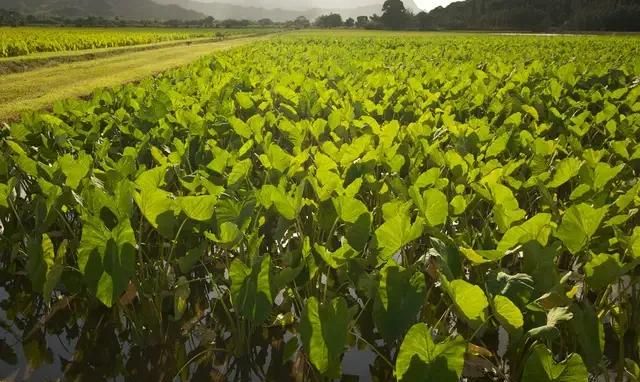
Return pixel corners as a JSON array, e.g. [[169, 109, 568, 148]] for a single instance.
[[0, 270, 379, 382]]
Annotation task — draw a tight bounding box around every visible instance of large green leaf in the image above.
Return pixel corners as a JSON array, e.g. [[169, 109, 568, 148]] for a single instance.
[[555, 204, 607, 254], [584, 253, 622, 290], [548, 157, 582, 188], [227, 159, 252, 186], [420, 188, 449, 227], [522, 344, 588, 382], [493, 295, 524, 332], [314, 242, 358, 269], [395, 323, 466, 382], [26, 234, 65, 300], [0, 182, 10, 208], [498, 213, 553, 252], [332, 195, 369, 223], [629, 227, 640, 259], [177, 195, 218, 221], [373, 261, 426, 340], [489, 183, 526, 232], [78, 217, 136, 307], [375, 213, 424, 261], [58, 153, 91, 189], [570, 302, 604, 370], [235, 92, 254, 110], [445, 279, 489, 324], [230, 255, 272, 323], [300, 297, 351, 378], [593, 162, 624, 191], [134, 188, 177, 237]]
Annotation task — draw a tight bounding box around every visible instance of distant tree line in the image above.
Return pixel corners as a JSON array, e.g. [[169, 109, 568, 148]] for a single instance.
[[3, 0, 639, 31], [311, 0, 640, 31], [416, 0, 640, 31], [0, 9, 306, 29]]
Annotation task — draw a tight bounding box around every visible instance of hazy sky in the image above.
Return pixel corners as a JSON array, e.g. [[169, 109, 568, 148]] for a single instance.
[[413, 0, 455, 11]]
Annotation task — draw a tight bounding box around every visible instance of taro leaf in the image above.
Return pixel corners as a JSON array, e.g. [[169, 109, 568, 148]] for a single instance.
[[460, 247, 505, 265], [374, 213, 424, 261], [174, 276, 190, 321], [230, 255, 272, 323], [227, 159, 252, 186], [445, 279, 489, 325], [135, 165, 167, 191], [522, 344, 588, 382], [259, 185, 297, 220], [0, 182, 10, 208], [345, 213, 371, 251], [373, 261, 426, 341], [42, 239, 66, 301], [333, 195, 369, 223], [584, 253, 622, 291], [489, 183, 526, 233], [26, 234, 65, 300], [228, 117, 252, 139], [314, 241, 358, 269], [134, 188, 177, 237], [177, 195, 218, 221], [493, 295, 524, 332], [429, 237, 463, 280], [275, 85, 299, 106], [529, 307, 573, 340], [522, 105, 539, 121], [414, 168, 441, 189], [547, 306, 574, 327], [395, 323, 466, 382], [235, 92, 254, 110], [486, 132, 510, 158], [555, 204, 607, 254], [548, 157, 582, 188], [497, 213, 553, 252], [6, 140, 38, 177], [206, 221, 242, 247], [593, 163, 624, 191], [178, 242, 207, 274], [569, 302, 604, 370], [523, 242, 561, 294], [78, 217, 136, 307], [630, 227, 640, 259], [262, 144, 293, 173], [450, 195, 467, 215], [422, 189, 449, 227], [58, 153, 91, 189], [300, 296, 351, 378]]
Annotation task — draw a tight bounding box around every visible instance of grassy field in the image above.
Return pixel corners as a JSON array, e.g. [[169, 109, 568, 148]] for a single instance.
[[1, 30, 640, 381]]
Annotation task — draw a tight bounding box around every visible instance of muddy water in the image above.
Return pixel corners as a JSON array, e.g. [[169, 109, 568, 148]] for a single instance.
[[0, 276, 379, 382]]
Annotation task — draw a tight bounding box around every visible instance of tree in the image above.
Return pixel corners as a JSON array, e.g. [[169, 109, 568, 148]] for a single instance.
[[381, 0, 408, 29], [258, 18, 273, 26], [315, 13, 343, 28], [345, 17, 355, 27], [415, 11, 433, 30], [355, 15, 369, 28], [293, 15, 310, 29], [203, 16, 215, 28]]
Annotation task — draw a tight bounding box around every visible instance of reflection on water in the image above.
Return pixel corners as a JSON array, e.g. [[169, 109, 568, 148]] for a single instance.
[[0, 273, 379, 382]]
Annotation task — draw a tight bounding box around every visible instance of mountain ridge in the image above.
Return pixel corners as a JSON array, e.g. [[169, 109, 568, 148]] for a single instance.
[[150, 0, 423, 21], [0, 0, 206, 20]]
